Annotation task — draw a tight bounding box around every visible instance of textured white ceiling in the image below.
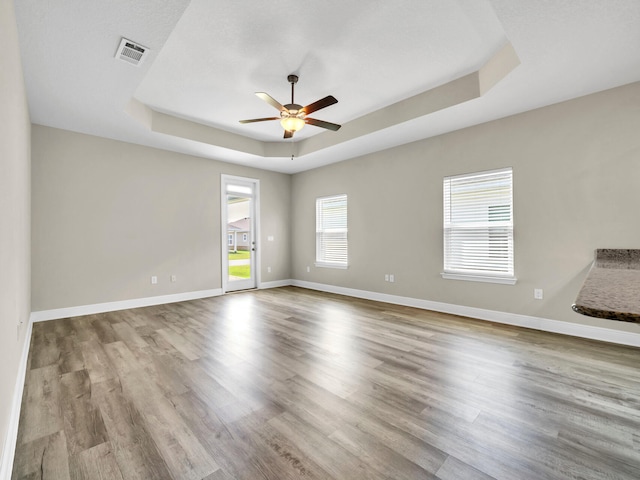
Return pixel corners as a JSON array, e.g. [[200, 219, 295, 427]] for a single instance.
[[135, 0, 505, 141], [14, 0, 640, 174]]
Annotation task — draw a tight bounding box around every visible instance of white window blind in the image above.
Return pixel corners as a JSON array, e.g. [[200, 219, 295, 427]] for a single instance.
[[316, 194, 348, 268], [443, 168, 515, 284]]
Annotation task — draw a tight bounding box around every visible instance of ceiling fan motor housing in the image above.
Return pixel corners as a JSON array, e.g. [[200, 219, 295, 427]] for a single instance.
[[282, 104, 304, 116]]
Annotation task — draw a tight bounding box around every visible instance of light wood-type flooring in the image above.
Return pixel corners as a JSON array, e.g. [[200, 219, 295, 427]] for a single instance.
[[12, 286, 640, 479]]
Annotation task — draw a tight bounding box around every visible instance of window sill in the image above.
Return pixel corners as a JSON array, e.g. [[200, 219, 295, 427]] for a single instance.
[[441, 272, 517, 285], [315, 262, 348, 270]]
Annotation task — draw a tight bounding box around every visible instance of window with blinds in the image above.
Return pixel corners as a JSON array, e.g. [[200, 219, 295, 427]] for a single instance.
[[442, 168, 516, 284], [316, 194, 348, 268]]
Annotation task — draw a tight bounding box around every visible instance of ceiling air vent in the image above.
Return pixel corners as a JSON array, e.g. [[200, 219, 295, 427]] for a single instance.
[[115, 37, 148, 66]]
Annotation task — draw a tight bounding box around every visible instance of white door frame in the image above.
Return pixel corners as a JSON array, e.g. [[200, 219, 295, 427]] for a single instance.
[[221, 174, 260, 293]]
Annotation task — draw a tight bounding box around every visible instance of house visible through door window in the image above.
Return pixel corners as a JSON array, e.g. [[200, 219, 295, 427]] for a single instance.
[[442, 168, 515, 284]]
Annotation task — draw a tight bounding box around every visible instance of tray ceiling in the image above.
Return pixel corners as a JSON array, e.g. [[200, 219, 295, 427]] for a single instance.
[[14, 0, 640, 173]]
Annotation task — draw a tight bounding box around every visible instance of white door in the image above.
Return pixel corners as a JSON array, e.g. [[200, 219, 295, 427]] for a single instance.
[[221, 175, 259, 292]]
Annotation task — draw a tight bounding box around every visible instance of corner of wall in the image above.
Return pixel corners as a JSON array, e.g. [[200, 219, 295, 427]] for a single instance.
[[0, 0, 33, 476]]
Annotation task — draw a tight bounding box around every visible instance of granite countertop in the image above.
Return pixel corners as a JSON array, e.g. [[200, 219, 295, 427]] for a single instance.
[[572, 249, 640, 323]]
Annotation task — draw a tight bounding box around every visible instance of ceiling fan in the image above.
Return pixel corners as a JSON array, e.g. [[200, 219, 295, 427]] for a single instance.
[[240, 74, 341, 139]]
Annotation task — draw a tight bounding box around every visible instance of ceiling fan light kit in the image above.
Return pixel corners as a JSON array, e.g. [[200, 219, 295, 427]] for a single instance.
[[240, 74, 341, 139], [280, 113, 305, 133]]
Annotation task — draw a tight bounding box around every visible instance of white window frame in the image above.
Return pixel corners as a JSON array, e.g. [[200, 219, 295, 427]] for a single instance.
[[442, 167, 516, 285], [315, 194, 348, 269]]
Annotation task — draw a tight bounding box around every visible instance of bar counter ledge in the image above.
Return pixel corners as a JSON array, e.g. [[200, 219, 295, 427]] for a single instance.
[[572, 249, 640, 323]]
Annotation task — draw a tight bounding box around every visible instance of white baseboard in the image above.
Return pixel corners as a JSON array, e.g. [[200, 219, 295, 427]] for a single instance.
[[259, 279, 294, 290], [291, 280, 640, 348], [0, 318, 33, 480], [30, 289, 223, 322]]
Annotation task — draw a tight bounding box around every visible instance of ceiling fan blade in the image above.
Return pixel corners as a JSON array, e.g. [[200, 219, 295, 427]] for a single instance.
[[305, 117, 341, 131], [255, 92, 286, 112], [239, 117, 279, 124], [284, 130, 294, 139], [302, 95, 338, 115]]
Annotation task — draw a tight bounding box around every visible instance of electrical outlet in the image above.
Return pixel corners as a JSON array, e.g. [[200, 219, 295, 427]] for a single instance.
[[389, 274, 395, 283], [267, 266, 272, 273], [534, 288, 543, 300], [307, 266, 310, 272], [385, 274, 389, 282], [170, 275, 177, 282], [151, 275, 158, 285], [267, 235, 274, 241]]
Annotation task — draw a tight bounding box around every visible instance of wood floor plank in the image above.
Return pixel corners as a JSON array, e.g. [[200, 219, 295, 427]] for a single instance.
[[168, 391, 284, 480], [115, 309, 149, 329], [90, 317, 120, 344], [13, 287, 640, 480], [265, 348, 362, 400], [79, 339, 117, 385], [103, 341, 219, 480], [155, 327, 202, 361], [228, 405, 333, 480], [59, 370, 109, 455], [68, 442, 124, 480], [137, 327, 180, 358], [11, 431, 70, 480], [92, 379, 173, 480], [143, 353, 192, 397], [162, 353, 240, 412], [473, 410, 640, 480], [17, 365, 64, 445], [29, 324, 59, 370], [109, 322, 153, 365], [328, 422, 438, 480], [268, 411, 388, 480], [195, 356, 272, 414], [435, 455, 496, 480], [286, 374, 450, 474], [265, 379, 341, 437], [51, 318, 76, 339], [69, 318, 100, 343], [57, 336, 85, 375], [201, 470, 237, 480]]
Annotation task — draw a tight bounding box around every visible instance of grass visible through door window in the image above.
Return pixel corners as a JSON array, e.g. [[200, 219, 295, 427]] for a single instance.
[[229, 250, 251, 278], [229, 265, 251, 278]]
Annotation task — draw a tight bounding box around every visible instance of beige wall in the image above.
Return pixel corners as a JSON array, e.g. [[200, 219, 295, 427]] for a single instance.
[[0, 0, 31, 466], [291, 81, 640, 335], [31, 126, 291, 311]]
